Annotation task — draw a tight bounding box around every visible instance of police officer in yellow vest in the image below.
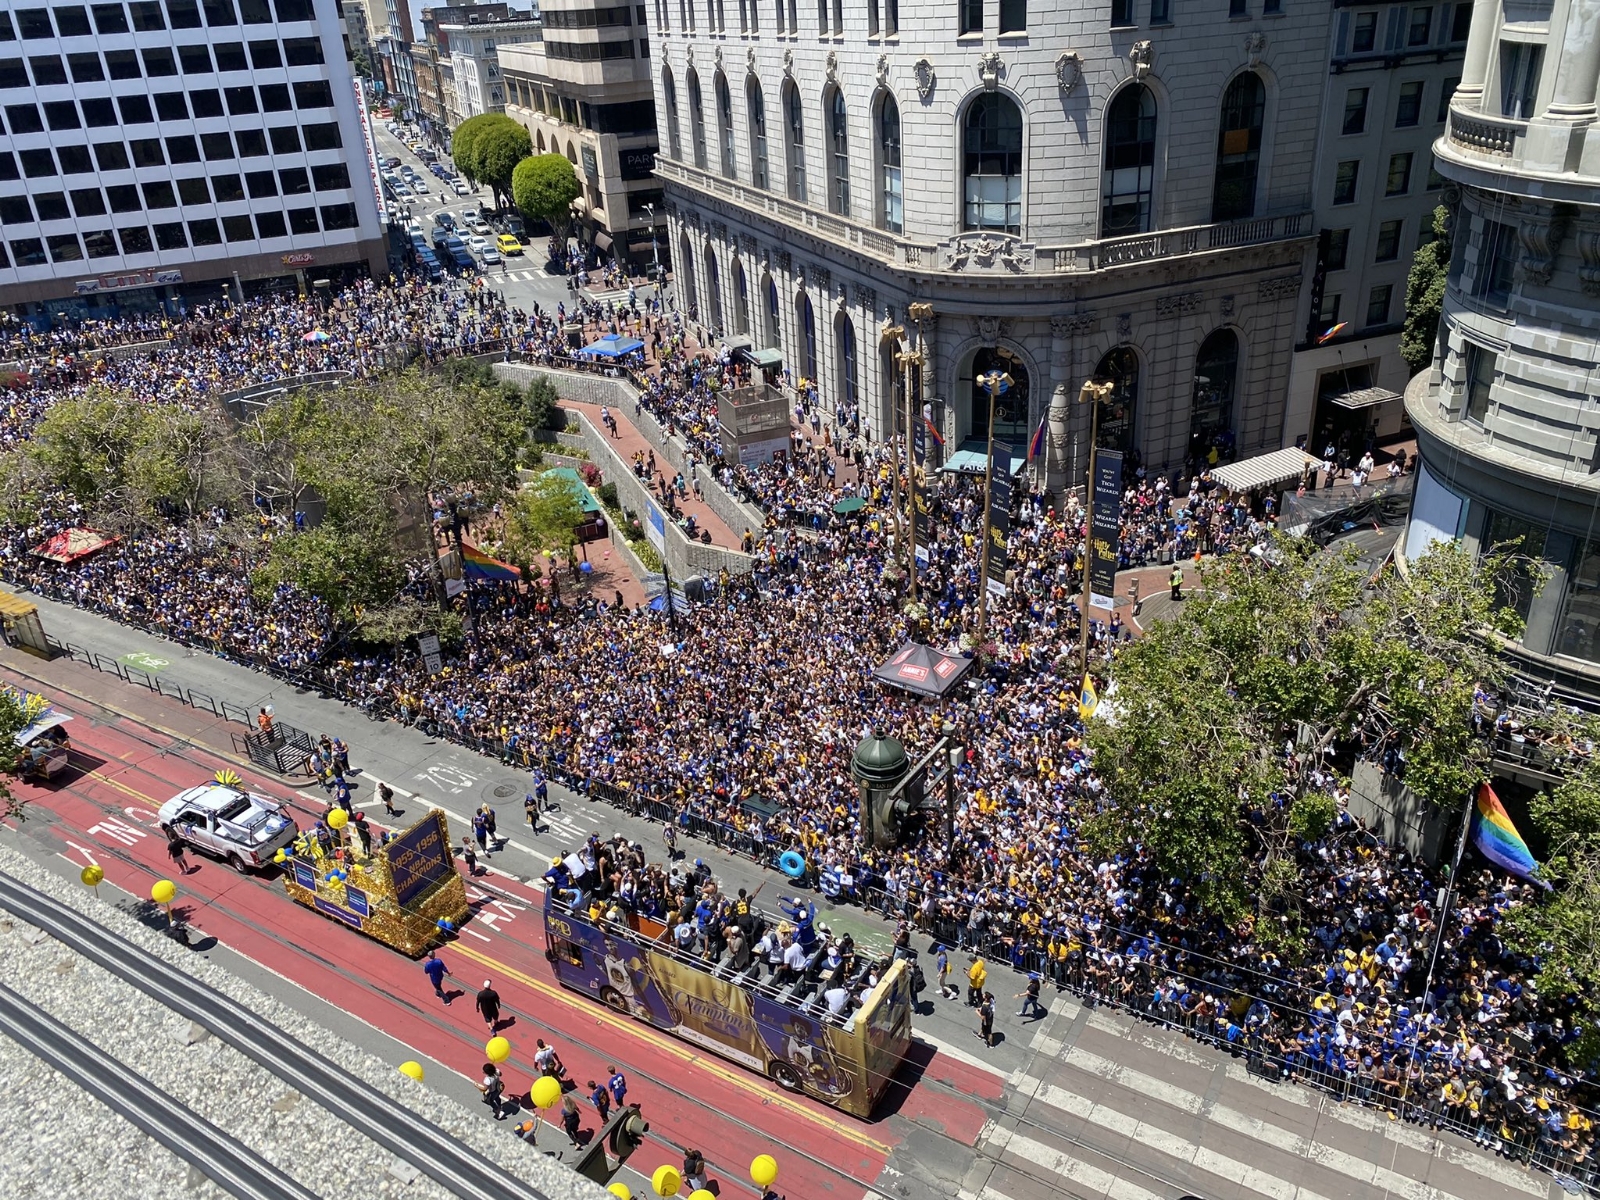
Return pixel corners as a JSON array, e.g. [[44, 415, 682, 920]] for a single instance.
[[1170, 564, 1184, 601]]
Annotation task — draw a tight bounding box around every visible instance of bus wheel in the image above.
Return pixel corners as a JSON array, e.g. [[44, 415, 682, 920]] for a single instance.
[[768, 1061, 803, 1092], [599, 986, 630, 1015]]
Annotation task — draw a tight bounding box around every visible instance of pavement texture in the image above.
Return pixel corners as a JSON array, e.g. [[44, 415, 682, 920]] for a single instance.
[[0, 585, 1561, 1200]]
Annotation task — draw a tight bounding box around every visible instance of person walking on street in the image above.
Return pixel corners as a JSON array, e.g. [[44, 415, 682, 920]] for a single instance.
[[967, 956, 988, 1007], [588, 1079, 611, 1122], [560, 1093, 584, 1147], [1170, 564, 1184, 602], [978, 992, 997, 1047], [525, 792, 540, 831], [331, 736, 350, 777], [607, 1066, 627, 1108], [1016, 974, 1046, 1019], [479, 1062, 508, 1119], [166, 828, 191, 875], [472, 810, 489, 853], [333, 776, 353, 812], [935, 944, 955, 1000], [379, 781, 398, 817], [422, 950, 451, 1001], [461, 836, 480, 876], [682, 1150, 708, 1192], [481, 805, 499, 850], [534, 1038, 565, 1080], [476, 979, 502, 1033]]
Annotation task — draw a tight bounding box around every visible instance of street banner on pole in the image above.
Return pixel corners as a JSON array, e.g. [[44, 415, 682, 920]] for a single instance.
[[985, 448, 1012, 596], [1089, 449, 1123, 610]]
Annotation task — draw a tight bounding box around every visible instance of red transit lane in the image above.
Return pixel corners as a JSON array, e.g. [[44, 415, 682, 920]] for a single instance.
[[3, 679, 994, 1198]]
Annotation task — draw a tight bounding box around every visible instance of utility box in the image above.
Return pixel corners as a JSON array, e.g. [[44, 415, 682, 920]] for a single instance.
[[718, 382, 791, 469]]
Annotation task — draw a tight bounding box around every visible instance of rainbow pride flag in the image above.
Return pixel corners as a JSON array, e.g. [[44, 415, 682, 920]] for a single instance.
[[1471, 781, 1549, 889], [459, 539, 521, 582]]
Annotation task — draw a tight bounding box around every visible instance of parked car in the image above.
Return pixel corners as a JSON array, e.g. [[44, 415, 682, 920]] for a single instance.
[[479, 245, 502, 265], [496, 233, 523, 256], [158, 779, 297, 873]]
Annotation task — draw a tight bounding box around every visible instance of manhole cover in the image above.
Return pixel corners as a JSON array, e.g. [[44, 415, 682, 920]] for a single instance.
[[493, 783, 517, 798]]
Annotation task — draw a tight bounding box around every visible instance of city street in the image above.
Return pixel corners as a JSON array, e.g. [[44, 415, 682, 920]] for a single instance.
[[0, 586, 1559, 1200]]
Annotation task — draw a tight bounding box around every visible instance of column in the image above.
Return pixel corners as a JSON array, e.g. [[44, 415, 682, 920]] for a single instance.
[[1045, 316, 1074, 495], [1452, 0, 1503, 107], [1544, 2, 1600, 122]]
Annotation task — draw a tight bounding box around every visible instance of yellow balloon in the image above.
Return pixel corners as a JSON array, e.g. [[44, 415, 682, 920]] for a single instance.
[[529, 1075, 562, 1110], [273, 850, 288, 864], [485, 1036, 512, 1063], [608, 1185, 632, 1200], [80, 865, 104, 888], [151, 879, 176, 905], [750, 1155, 778, 1188], [398, 1061, 424, 1081], [651, 1166, 681, 1197], [326, 808, 349, 830], [688, 1191, 715, 1200]]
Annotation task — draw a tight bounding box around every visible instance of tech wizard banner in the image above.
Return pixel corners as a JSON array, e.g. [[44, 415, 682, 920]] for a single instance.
[[1089, 449, 1123, 611], [911, 420, 932, 564], [985, 446, 1012, 596]]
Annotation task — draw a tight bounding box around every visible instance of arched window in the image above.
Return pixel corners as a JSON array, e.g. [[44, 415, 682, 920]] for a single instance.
[[679, 234, 698, 320], [732, 259, 750, 335], [1213, 72, 1265, 222], [835, 312, 858, 414], [1191, 329, 1239, 455], [879, 93, 902, 233], [706, 247, 724, 332], [783, 81, 807, 202], [963, 93, 1023, 234], [1091, 346, 1139, 454], [798, 292, 817, 381], [715, 71, 736, 178], [662, 68, 681, 160], [764, 273, 781, 346], [1102, 85, 1156, 237], [748, 79, 769, 189], [969, 346, 1030, 446], [827, 88, 850, 217], [882, 337, 903, 434], [687, 69, 707, 169]]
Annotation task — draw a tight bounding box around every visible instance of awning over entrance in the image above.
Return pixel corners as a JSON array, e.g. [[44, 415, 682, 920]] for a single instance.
[[941, 439, 1025, 477], [592, 230, 613, 252], [1328, 385, 1402, 410], [735, 346, 783, 369], [1211, 446, 1318, 493]]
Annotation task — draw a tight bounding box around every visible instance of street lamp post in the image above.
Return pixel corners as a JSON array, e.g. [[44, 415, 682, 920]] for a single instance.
[[973, 369, 1012, 657], [882, 320, 907, 589], [644, 202, 661, 283], [1077, 379, 1115, 679], [905, 302, 934, 601]]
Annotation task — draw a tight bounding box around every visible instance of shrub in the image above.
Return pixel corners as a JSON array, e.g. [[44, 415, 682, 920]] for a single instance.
[[597, 481, 619, 510]]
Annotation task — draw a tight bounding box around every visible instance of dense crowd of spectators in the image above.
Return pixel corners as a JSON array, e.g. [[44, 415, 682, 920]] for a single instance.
[[0, 276, 1591, 1182]]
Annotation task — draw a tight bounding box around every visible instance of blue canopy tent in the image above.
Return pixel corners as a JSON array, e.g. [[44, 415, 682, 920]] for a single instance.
[[578, 333, 645, 359]]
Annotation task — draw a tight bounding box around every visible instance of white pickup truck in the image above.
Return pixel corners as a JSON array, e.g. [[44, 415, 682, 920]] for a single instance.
[[159, 779, 298, 873]]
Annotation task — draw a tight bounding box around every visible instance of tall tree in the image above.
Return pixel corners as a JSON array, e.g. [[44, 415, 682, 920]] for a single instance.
[[513, 154, 581, 245], [501, 470, 586, 571], [1401, 205, 1454, 375], [452, 114, 531, 211]]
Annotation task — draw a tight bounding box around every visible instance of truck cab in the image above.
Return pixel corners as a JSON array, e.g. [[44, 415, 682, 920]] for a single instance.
[[159, 781, 298, 873]]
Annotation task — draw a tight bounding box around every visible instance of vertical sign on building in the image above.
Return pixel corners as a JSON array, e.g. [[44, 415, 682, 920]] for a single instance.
[[985, 446, 1011, 596], [353, 77, 388, 225], [911, 418, 931, 563], [1088, 449, 1123, 611]]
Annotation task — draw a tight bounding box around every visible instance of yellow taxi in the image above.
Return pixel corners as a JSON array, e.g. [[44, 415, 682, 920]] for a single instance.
[[496, 233, 524, 256]]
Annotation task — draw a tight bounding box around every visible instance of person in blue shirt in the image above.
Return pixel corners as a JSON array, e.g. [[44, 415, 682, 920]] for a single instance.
[[607, 1066, 627, 1107], [422, 950, 451, 1003]]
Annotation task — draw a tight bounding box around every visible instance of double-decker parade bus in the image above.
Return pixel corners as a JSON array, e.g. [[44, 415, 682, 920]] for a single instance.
[[542, 887, 913, 1118]]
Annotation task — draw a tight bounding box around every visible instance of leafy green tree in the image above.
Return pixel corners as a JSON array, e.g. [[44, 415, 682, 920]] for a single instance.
[[524, 376, 563, 431], [27, 391, 148, 511], [1401, 206, 1454, 375], [512, 154, 581, 244], [502, 470, 586, 572], [1504, 747, 1600, 1061], [0, 686, 36, 821], [1086, 538, 1525, 923], [453, 114, 531, 210], [251, 525, 403, 622]]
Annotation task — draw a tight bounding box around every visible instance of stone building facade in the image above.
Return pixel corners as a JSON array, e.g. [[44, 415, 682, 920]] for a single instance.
[[650, 0, 1330, 488], [1400, 0, 1600, 693]]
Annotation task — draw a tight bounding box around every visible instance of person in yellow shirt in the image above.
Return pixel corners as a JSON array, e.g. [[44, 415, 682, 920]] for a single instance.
[[967, 957, 988, 1007]]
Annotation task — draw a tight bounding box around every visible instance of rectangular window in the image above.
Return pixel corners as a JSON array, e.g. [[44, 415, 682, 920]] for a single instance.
[[165, 137, 201, 166], [1229, 0, 1246, 15], [1500, 42, 1543, 119], [1476, 219, 1516, 304], [1451, 1, 1472, 41], [211, 172, 243, 200], [1342, 88, 1368, 134], [57, 144, 90, 173], [0, 152, 15, 181], [213, 41, 246, 71], [165, 0, 203, 26], [34, 191, 69, 220], [253, 209, 286, 238], [119, 95, 154, 124], [1150, 0, 1170, 20], [154, 92, 188, 120], [152, 221, 187, 249], [1, 58, 31, 88], [187, 217, 222, 245], [9, 238, 47, 266], [67, 52, 104, 81], [82, 227, 117, 257], [91, 3, 130, 33], [258, 83, 290, 111], [201, 131, 234, 159], [67, 187, 103, 217], [1333, 160, 1359, 204], [272, 0, 313, 18], [180, 44, 213, 72], [141, 179, 176, 207], [47, 232, 83, 262], [57, 6, 95, 34], [1427, 162, 1445, 189], [202, 0, 236, 22], [320, 202, 357, 229], [1396, 81, 1424, 126], [105, 50, 141, 78], [5, 103, 42, 133], [267, 124, 299, 153], [220, 212, 253, 241], [0, 195, 31, 222], [190, 89, 223, 117], [235, 128, 266, 156], [244, 168, 276, 197], [1375, 219, 1402, 261], [237, 0, 270, 22], [1366, 284, 1393, 326], [281, 35, 322, 65], [287, 206, 318, 234], [176, 175, 209, 203], [999, 0, 1025, 31], [1110, 0, 1132, 22], [1385, 152, 1412, 195], [20, 148, 57, 176], [28, 54, 65, 85], [278, 166, 310, 195], [302, 122, 340, 150], [130, 0, 165, 27], [1438, 77, 1458, 121], [42, 100, 78, 129], [224, 85, 256, 114], [1325, 228, 1350, 270], [960, 0, 983, 32], [93, 141, 130, 170], [82, 97, 115, 125], [1462, 342, 1496, 423], [1352, 11, 1377, 51], [1318, 292, 1342, 325], [1408, 5, 1431, 45], [293, 79, 332, 109], [1263, 0, 1279, 11], [130, 139, 166, 168], [117, 225, 152, 253], [15, 10, 55, 38], [311, 162, 350, 190], [247, 38, 280, 68], [142, 46, 178, 75]]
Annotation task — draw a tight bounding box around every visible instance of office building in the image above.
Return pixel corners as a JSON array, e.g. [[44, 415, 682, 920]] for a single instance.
[[0, 0, 388, 319], [501, 0, 660, 270], [443, 13, 541, 118], [1400, 0, 1600, 693]]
